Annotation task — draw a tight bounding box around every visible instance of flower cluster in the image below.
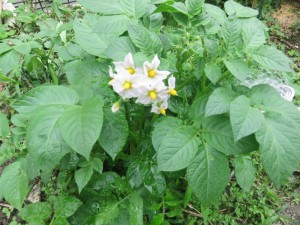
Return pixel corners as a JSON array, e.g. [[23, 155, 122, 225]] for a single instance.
[[109, 53, 177, 115]]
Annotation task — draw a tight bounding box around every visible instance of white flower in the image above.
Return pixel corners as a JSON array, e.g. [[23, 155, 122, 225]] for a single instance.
[[167, 76, 177, 96], [113, 53, 143, 76], [111, 101, 121, 113], [136, 79, 169, 105], [109, 73, 139, 99], [151, 101, 168, 115], [143, 54, 170, 81]]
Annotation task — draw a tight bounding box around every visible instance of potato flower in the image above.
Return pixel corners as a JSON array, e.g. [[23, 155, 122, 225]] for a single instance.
[[109, 53, 176, 114], [143, 54, 170, 81]]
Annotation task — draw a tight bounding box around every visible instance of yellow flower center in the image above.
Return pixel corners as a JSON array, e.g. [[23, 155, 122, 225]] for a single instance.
[[169, 89, 177, 96], [127, 67, 135, 75], [160, 108, 166, 115], [148, 69, 156, 78], [149, 91, 157, 100], [123, 81, 132, 90]]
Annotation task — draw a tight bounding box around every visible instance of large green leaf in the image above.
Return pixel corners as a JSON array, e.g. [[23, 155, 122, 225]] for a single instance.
[[26, 105, 71, 171], [74, 14, 131, 56], [234, 155, 256, 192], [250, 85, 300, 188], [11, 86, 78, 114], [242, 18, 266, 50], [247, 46, 292, 72], [205, 87, 237, 117], [185, 0, 204, 17], [152, 117, 183, 151], [98, 109, 128, 160], [202, 115, 258, 155], [0, 50, 20, 75], [224, 58, 251, 81], [256, 115, 300, 188], [0, 111, 10, 137], [76, 0, 123, 14], [157, 125, 201, 171], [187, 144, 230, 206], [128, 24, 154, 54], [154, 2, 189, 15], [230, 95, 264, 141], [59, 97, 103, 160], [0, 161, 29, 209], [204, 63, 221, 84]]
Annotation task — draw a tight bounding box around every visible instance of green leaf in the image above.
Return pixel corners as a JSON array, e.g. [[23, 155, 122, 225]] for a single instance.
[[250, 85, 300, 188], [204, 63, 221, 84], [130, 192, 143, 225], [19, 202, 52, 223], [230, 95, 264, 141], [128, 24, 154, 54], [76, 0, 123, 14], [0, 143, 14, 165], [151, 32, 163, 53], [119, 0, 150, 19], [26, 105, 71, 171], [0, 111, 10, 137], [152, 117, 183, 151], [242, 18, 266, 50], [256, 115, 300, 188], [224, 0, 243, 16], [11, 86, 78, 114], [154, 2, 188, 15], [104, 37, 136, 61], [187, 144, 230, 206], [236, 7, 258, 18], [202, 115, 258, 155], [52, 218, 69, 225], [221, 18, 243, 52], [95, 200, 120, 224], [0, 161, 29, 209], [98, 109, 128, 160], [205, 87, 236, 117], [157, 125, 201, 171], [186, 0, 204, 17], [143, 165, 166, 196], [247, 46, 292, 72], [0, 50, 20, 75], [150, 213, 164, 225], [59, 97, 103, 160], [52, 195, 83, 218], [205, 4, 226, 25], [75, 164, 94, 193], [234, 156, 256, 192], [74, 14, 131, 56], [224, 58, 252, 82], [91, 157, 103, 174]]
